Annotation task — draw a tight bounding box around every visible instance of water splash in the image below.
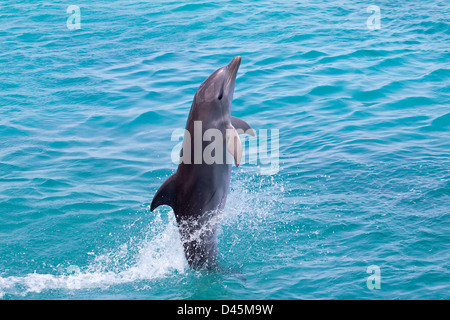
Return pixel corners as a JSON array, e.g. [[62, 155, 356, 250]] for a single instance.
[[0, 171, 285, 298], [0, 209, 186, 298]]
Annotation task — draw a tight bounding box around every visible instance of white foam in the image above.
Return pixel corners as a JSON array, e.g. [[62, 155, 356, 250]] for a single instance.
[[0, 174, 285, 298], [0, 210, 187, 298]]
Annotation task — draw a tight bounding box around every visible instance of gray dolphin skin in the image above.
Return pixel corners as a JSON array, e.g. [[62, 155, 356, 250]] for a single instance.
[[150, 56, 254, 270]]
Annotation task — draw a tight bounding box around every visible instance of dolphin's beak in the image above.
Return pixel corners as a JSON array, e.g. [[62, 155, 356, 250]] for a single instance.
[[226, 56, 241, 88]]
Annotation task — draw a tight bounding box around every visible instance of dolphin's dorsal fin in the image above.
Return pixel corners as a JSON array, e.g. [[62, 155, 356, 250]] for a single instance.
[[151, 173, 177, 211], [231, 116, 255, 136]]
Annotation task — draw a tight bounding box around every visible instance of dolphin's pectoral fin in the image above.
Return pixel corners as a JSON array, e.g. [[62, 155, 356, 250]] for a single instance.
[[151, 173, 177, 211], [227, 117, 254, 167], [226, 127, 243, 167], [231, 116, 255, 136]]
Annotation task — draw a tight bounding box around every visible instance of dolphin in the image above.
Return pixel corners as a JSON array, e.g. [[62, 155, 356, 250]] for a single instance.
[[150, 56, 254, 270]]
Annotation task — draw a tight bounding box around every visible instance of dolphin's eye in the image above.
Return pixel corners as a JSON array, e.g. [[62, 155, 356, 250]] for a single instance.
[[218, 92, 223, 100]]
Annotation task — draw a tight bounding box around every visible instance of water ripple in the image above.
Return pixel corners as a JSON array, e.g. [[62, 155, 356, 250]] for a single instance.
[[0, 0, 449, 299]]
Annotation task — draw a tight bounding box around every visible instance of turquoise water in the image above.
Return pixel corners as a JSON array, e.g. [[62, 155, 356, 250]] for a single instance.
[[1, 0, 449, 299]]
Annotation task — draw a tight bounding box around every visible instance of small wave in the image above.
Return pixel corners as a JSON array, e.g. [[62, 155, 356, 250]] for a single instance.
[[308, 85, 342, 96], [317, 49, 396, 64], [387, 96, 436, 109], [410, 21, 450, 35], [420, 113, 450, 132], [0, 124, 30, 137], [300, 50, 327, 60], [171, 2, 218, 12]]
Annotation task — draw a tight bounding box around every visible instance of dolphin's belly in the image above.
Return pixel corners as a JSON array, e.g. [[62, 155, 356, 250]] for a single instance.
[[175, 163, 231, 215], [173, 163, 231, 269]]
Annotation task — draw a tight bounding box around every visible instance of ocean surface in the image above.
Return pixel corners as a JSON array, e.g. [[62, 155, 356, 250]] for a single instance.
[[0, 0, 449, 299]]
